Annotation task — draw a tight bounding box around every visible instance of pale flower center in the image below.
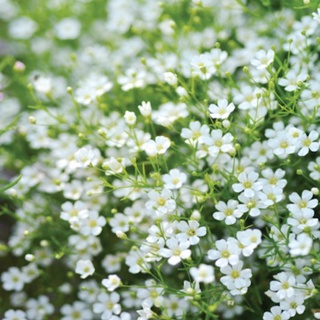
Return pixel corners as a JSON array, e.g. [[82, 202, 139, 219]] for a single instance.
[[199, 270, 208, 278], [224, 208, 233, 216], [247, 200, 256, 209], [150, 290, 159, 299], [215, 139, 223, 147], [170, 302, 179, 310], [89, 220, 97, 228], [221, 250, 230, 258], [303, 138, 311, 147], [172, 177, 180, 185], [72, 311, 81, 318], [192, 131, 201, 139], [250, 236, 257, 243], [298, 200, 307, 208], [243, 181, 252, 188], [107, 302, 114, 310], [70, 209, 78, 217], [269, 177, 278, 185], [281, 281, 289, 289], [157, 197, 166, 206], [267, 193, 276, 201]]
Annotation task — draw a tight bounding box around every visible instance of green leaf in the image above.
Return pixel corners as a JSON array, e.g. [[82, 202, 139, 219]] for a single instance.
[[0, 175, 22, 193]]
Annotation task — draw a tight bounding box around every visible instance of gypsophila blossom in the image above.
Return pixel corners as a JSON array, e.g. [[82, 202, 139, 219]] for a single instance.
[[190, 264, 215, 283], [250, 49, 274, 70], [102, 275, 122, 292], [75, 260, 95, 279], [209, 99, 235, 119], [159, 237, 191, 265], [263, 306, 290, 320], [3, 1, 320, 319], [3, 309, 27, 320]]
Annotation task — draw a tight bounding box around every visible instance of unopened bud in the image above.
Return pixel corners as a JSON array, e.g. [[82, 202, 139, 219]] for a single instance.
[[28, 116, 37, 124]]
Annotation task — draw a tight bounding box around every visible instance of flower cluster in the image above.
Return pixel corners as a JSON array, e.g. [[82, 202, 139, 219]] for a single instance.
[[1, 0, 320, 319]]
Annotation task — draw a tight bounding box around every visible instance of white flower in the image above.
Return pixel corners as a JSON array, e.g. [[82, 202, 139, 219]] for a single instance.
[[286, 190, 318, 215], [250, 49, 274, 69], [75, 260, 95, 279], [109, 213, 130, 233], [232, 170, 262, 197], [176, 220, 207, 245], [308, 156, 320, 180], [138, 101, 152, 117], [61, 301, 93, 320], [3, 309, 27, 320], [124, 111, 136, 125], [32, 76, 52, 94], [208, 238, 240, 268], [143, 136, 171, 157], [210, 48, 228, 65], [9, 17, 37, 39], [137, 279, 164, 308], [263, 306, 290, 320], [74, 146, 101, 168], [125, 249, 150, 274], [54, 18, 81, 40], [181, 121, 210, 146], [102, 255, 122, 273], [191, 52, 216, 80], [237, 192, 267, 217], [268, 131, 296, 158], [190, 264, 215, 283], [79, 211, 106, 236], [163, 72, 178, 85], [145, 189, 176, 215], [102, 275, 121, 292], [1, 267, 26, 291], [270, 272, 296, 300], [289, 233, 312, 256], [93, 292, 121, 319], [180, 281, 201, 300], [75, 74, 113, 105], [202, 129, 234, 157], [118, 68, 146, 91], [137, 302, 154, 320], [159, 237, 191, 265], [26, 295, 54, 320], [278, 69, 308, 91], [162, 169, 187, 189], [213, 200, 244, 225], [236, 229, 262, 257], [60, 201, 89, 222], [103, 157, 124, 175], [209, 99, 235, 119], [220, 261, 252, 296], [297, 130, 319, 156], [258, 185, 284, 207], [260, 168, 287, 189], [279, 294, 305, 317], [312, 8, 320, 23]]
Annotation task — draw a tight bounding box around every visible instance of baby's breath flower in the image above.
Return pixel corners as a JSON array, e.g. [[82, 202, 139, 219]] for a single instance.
[[75, 260, 95, 279]]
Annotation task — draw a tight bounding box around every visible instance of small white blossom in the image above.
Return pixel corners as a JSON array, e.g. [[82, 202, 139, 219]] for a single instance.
[[124, 111, 136, 125], [75, 260, 95, 279], [209, 99, 235, 119], [102, 275, 121, 292], [190, 264, 215, 283]]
